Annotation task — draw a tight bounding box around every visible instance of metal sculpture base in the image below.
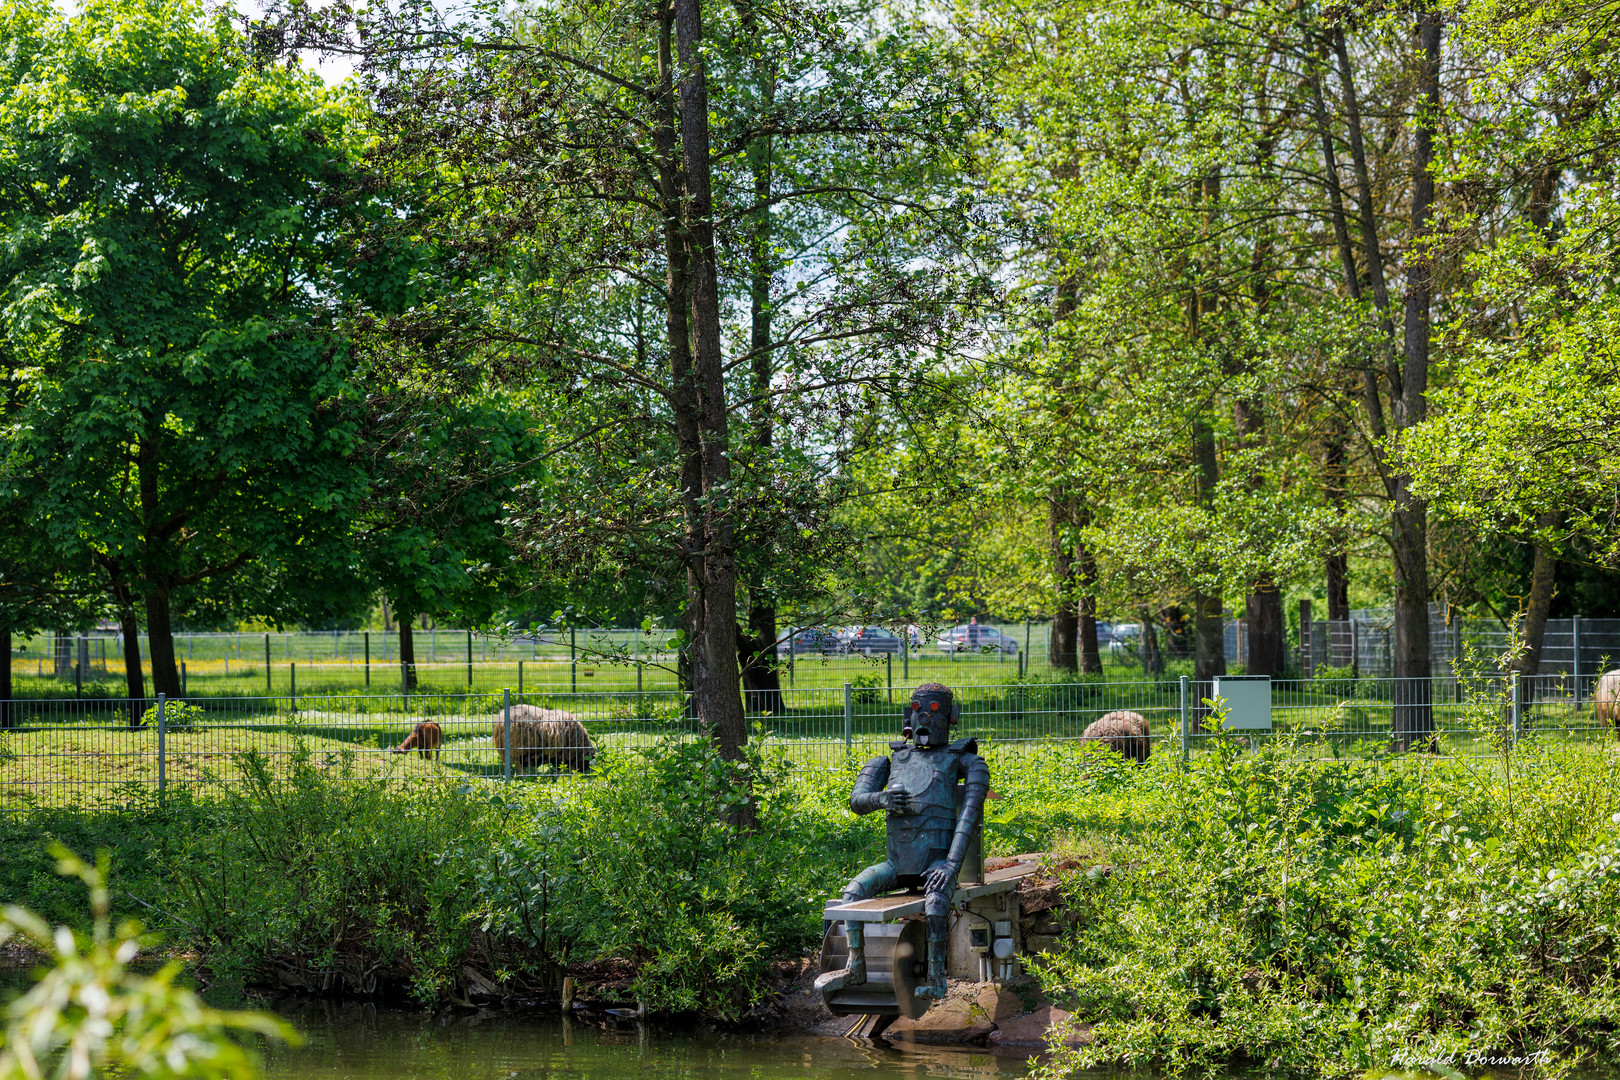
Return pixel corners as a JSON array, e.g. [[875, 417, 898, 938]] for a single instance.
[[817, 920, 929, 1019]]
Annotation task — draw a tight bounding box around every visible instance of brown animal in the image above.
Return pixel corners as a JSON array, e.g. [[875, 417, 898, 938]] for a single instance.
[[1595, 669, 1620, 734], [492, 704, 595, 773], [392, 721, 442, 760], [1080, 710, 1151, 764]]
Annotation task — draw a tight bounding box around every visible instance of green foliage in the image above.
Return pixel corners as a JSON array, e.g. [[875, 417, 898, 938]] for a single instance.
[[1029, 738, 1620, 1078], [163, 745, 500, 1001], [0, 846, 293, 1080], [471, 735, 866, 1017], [0, 0, 376, 676], [140, 700, 206, 731]]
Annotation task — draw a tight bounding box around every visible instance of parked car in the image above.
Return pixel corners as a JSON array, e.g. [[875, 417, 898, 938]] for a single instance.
[[1106, 623, 1141, 652], [938, 624, 1018, 655], [779, 627, 840, 656], [841, 626, 905, 655]]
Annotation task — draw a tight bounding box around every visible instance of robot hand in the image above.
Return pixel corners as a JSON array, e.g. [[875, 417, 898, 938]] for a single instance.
[[923, 858, 960, 894], [879, 787, 913, 815]]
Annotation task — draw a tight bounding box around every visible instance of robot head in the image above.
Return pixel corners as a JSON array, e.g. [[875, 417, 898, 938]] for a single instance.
[[903, 682, 960, 748]]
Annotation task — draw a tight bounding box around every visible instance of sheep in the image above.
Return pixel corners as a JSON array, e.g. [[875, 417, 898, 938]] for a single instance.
[[491, 704, 595, 774], [1080, 710, 1151, 764], [391, 721, 442, 760], [1595, 669, 1620, 734]]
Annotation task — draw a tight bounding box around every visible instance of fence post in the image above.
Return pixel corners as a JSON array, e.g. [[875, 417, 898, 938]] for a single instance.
[[518, 660, 524, 697], [467, 631, 474, 688], [264, 633, 271, 693], [503, 688, 513, 782], [290, 662, 297, 712], [75, 662, 82, 700], [1573, 616, 1583, 711], [1179, 675, 1190, 765], [364, 631, 371, 688], [571, 627, 577, 694], [901, 634, 907, 681], [157, 693, 167, 804], [1510, 672, 1521, 748], [844, 682, 853, 750], [181, 661, 187, 697], [886, 653, 893, 703]]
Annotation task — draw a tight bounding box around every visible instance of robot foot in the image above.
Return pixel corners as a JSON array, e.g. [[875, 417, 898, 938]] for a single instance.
[[814, 957, 867, 994], [914, 977, 948, 1000]]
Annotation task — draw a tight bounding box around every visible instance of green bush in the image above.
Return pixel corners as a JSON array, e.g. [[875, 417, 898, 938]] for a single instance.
[[470, 734, 869, 1017], [1030, 735, 1620, 1079], [141, 700, 207, 731], [163, 743, 500, 1001], [1, 847, 293, 1080]]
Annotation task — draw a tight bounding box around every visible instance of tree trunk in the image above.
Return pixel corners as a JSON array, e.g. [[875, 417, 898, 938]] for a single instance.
[[1048, 494, 1079, 672], [1390, 9, 1441, 751], [1192, 405, 1224, 685], [1244, 580, 1285, 676], [675, 0, 746, 762], [0, 629, 12, 730], [145, 590, 182, 699], [1137, 606, 1162, 675], [738, 609, 783, 715], [1194, 592, 1226, 684], [737, 50, 782, 720], [117, 597, 145, 727], [398, 614, 418, 690], [1078, 537, 1102, 675], [1510, 510, 1561, 682]]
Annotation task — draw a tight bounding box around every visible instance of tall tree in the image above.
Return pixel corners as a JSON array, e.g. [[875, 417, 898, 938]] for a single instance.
[[0, 0, 373, 717], [305, 0, 988, 757]]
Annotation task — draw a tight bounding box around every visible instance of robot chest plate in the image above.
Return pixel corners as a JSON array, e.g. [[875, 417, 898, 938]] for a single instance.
[[889, 749, 953, 808]]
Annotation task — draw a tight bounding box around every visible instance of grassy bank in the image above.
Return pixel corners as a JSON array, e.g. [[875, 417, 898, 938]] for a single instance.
[[1029, 733, 1620, 1079], [6, 728, 1619, 1076]]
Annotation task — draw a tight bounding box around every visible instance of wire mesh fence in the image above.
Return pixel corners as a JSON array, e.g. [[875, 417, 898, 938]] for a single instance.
[[1, 671, 1614, 812]]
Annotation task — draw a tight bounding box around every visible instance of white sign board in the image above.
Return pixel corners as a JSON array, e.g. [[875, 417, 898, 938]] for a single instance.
[[1212, 675, 1272, 731]]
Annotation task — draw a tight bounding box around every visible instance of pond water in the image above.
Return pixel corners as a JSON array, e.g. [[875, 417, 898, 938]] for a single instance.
[[260, 1001, 1035, 1080]]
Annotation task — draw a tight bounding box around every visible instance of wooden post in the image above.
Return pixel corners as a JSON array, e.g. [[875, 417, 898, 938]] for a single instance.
[[364, 631, 370, 688], [264, 633, 271, 693]]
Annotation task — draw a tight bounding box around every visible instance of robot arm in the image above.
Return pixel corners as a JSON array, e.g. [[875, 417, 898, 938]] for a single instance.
[[944, 752, 990, 869], [848, 756, 892, 814]]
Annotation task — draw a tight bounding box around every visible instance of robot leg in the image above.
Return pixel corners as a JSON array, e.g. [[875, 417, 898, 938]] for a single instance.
[[914, 876, 958, 1000], [814, 862, 896, 994]]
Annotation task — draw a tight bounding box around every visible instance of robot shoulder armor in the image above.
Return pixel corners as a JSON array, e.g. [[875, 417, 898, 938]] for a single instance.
[[948, 737, 979, 755]]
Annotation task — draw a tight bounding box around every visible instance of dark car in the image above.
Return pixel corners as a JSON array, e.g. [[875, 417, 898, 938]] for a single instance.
[[938, 624, 1018, 654], [779, 627, 841, 656], [841, 626, 905, 655]]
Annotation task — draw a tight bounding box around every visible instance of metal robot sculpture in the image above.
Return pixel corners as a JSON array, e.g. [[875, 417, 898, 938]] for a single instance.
[[815, 682, 990, 1001]]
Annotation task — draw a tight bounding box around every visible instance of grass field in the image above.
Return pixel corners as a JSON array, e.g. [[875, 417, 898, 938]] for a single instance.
[[6, 642, 1096, 700]]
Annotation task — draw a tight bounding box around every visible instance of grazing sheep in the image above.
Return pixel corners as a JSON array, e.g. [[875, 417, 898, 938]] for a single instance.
[[492, 704, 595, 773], [392, 721, 442, 760], [1080, 710, 1151, 764], [1595, 669, 1620, 734]]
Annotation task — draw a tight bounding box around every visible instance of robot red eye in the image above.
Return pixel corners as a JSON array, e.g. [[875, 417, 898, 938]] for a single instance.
[[910, 702, 919, 711], [930, 702, 939, 711]]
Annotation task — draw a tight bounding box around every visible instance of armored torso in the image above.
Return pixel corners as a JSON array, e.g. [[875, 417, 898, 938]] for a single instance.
[[884, 745, 966, 875]]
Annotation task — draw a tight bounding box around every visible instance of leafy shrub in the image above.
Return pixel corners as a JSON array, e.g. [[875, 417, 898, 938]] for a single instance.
[[1, 846, 293, 1080], [849, 674, 883, 705], [1030, 735, 1620, 1079], [164, 743, 500, 1001], [469, 734, 866, 1017], [140, 700, 207, 731]]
